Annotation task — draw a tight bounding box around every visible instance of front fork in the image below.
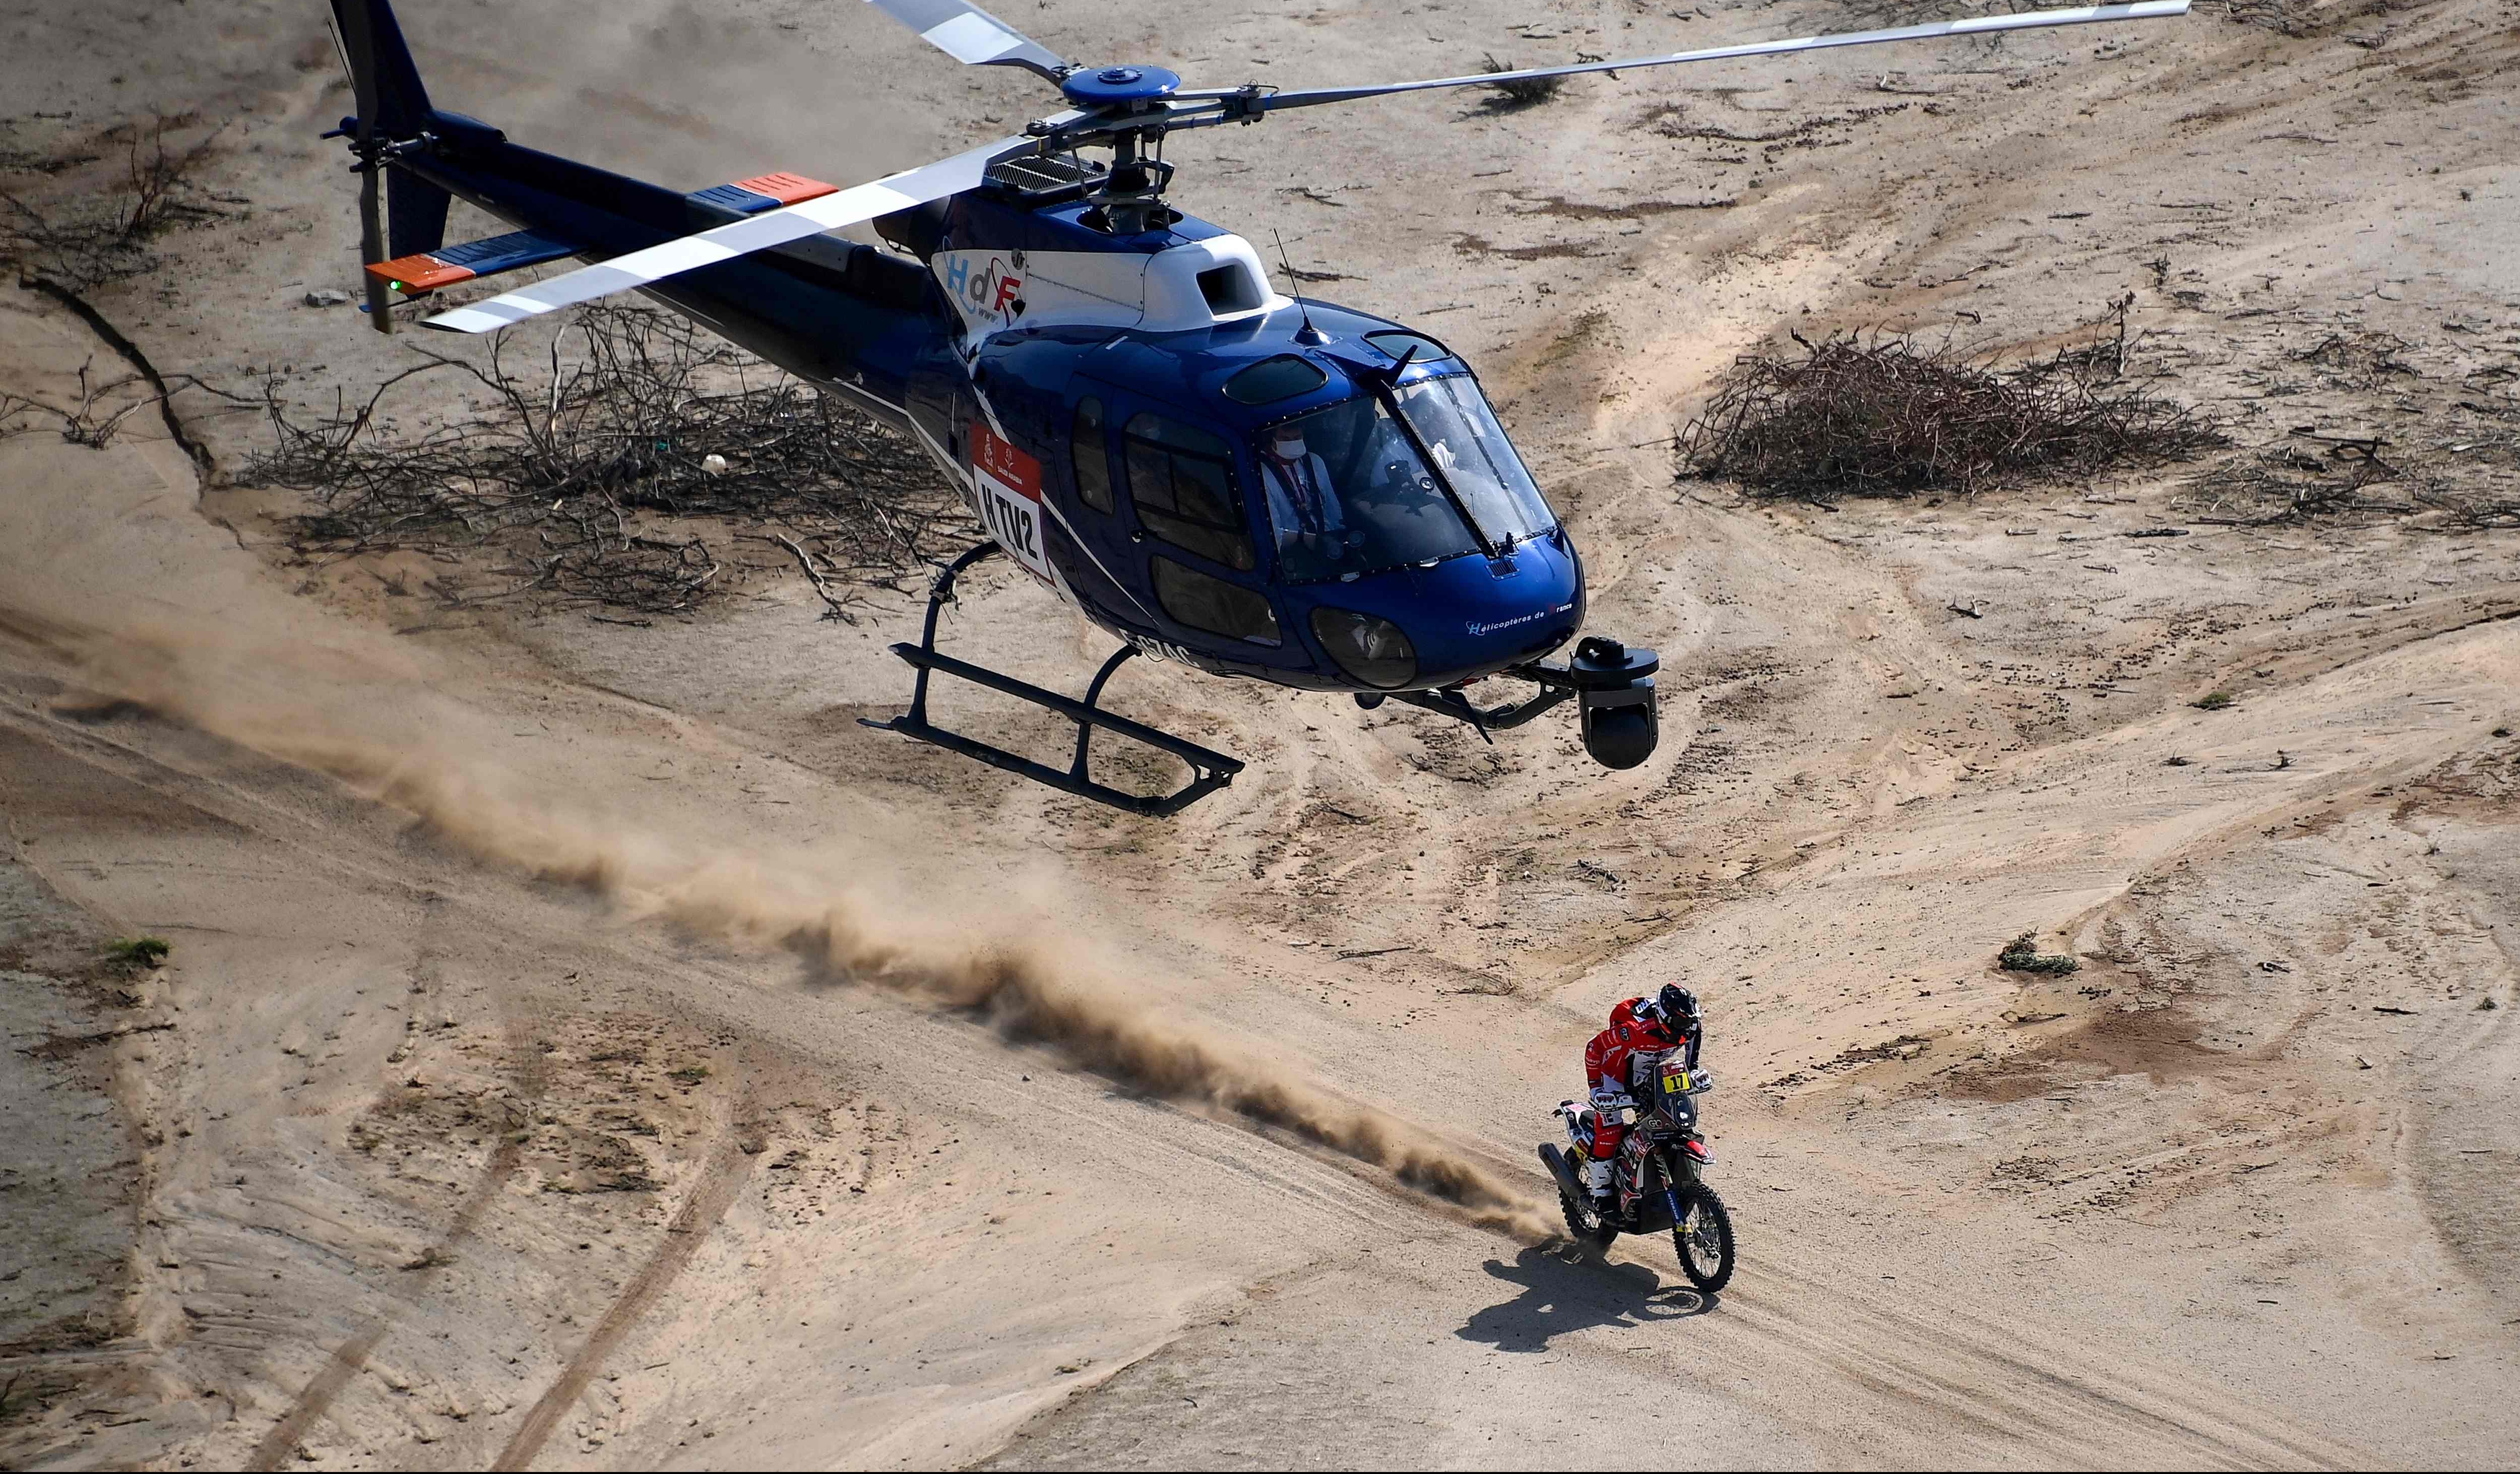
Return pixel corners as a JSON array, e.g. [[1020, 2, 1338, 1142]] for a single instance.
[[1629, 1144, 1703, 1226]]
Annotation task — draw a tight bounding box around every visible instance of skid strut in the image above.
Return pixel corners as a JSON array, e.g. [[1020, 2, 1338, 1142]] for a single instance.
[[858, 544, 1244, 817]]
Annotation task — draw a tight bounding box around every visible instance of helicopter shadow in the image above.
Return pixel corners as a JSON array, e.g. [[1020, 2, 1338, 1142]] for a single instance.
[[1455, 1243, 1717, 1354]]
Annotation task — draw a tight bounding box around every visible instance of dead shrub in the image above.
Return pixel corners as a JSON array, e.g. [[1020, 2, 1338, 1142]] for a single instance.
[[0, 114, 229, 290], [1, 363, 159, 450], [248, 305, 972, 616], [1678, 321, 2224, 502], [1479, 54, 1567, 108]]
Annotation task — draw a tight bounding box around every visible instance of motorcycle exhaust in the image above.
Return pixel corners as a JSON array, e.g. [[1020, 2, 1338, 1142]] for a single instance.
[[1536, 1143, 1586, 1201]]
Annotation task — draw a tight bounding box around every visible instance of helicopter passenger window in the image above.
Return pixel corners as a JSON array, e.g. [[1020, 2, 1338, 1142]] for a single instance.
[[1071, 397, 1115, 514], [1390, 374, 1557, 549], [1253, 395, 1482, 585], [1121, 413, 1255, 572], [1152, 555, 1281, 645]]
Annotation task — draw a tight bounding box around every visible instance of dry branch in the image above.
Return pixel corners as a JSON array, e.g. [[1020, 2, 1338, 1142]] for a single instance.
[[1, 114, 230, 290], [247, 305, 973, 614], [1678, 317, 2224, 502]]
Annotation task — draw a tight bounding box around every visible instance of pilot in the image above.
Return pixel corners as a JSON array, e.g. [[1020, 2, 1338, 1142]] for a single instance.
[[1259, 422, 1346, 551]]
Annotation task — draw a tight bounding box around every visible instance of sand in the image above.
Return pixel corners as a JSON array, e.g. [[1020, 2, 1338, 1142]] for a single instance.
[[1, 0, 2514, 1467]]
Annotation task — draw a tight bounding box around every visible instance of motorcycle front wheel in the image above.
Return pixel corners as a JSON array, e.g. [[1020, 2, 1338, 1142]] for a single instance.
[[1674, 1186, 1734, 1293]]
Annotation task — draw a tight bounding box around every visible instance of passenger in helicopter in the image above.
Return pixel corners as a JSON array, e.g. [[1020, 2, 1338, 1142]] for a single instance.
[[1260, 400, 1470, 583], [1258, 421, 1346, 542]]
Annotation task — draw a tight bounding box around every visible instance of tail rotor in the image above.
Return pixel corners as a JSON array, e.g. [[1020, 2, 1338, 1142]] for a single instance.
[[328, 0, 394, 333]]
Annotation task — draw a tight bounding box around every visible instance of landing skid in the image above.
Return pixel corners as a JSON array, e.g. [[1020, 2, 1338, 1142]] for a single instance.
[[858, 543, 1244, 817]]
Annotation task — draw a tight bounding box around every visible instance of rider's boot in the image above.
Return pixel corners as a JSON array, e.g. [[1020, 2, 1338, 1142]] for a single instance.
[[1585, 1156, 1615, 1220]]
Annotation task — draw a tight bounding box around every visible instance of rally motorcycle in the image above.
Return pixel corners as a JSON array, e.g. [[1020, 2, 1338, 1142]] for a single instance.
[[1539, 1055, 1735, 1292]]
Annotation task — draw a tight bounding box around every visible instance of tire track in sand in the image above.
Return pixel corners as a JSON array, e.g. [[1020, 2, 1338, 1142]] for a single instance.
[[244, 1027, 547, 1471], [491, 1107, 761, 1471]]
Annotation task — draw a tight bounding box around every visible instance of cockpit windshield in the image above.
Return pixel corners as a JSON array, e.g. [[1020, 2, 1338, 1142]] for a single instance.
[[1254, 373, 1558, 585], [1389, 374, 1557, 549]]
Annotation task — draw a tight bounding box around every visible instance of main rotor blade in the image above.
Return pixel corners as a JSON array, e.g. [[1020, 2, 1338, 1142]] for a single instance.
[[424, 129, 1062, 333], [860, 0, 1071, 82], [1191, 0, 2189, 115]]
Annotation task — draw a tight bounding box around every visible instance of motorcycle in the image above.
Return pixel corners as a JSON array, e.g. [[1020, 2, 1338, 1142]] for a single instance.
[[1538, 1055, 1735, 1292]]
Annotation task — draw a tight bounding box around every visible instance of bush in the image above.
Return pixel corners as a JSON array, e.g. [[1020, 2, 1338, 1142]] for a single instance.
[[1479, 54, 1566, 108], [1998, 932, 2080, 975], [107, 936, 171, 969], [2191, 691, 2235, 711], [1679, 327, 2224, 501], [250, 306, 968, 616], [1, 115, 228, 291]]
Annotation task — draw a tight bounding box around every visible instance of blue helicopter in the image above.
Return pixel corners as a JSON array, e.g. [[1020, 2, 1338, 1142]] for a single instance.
[[323, 0, 2190, 815]]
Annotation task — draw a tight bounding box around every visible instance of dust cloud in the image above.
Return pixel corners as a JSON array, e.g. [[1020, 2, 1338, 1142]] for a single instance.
[[11, 610, 1558, 1240]]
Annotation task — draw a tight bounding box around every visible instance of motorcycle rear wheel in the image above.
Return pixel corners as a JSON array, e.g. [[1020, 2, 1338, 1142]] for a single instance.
[[1673, 1186, 1734, 1293], [1558, 1190, 1617, 1256]]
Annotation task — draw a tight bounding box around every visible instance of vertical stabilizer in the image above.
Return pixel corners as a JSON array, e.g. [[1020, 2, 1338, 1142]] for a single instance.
[[328, 0, 451, 285], [328, 0, 434, 138], [385, 168, 450, 259]]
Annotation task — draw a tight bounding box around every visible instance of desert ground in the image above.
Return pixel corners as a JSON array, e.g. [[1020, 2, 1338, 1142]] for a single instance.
[[2, 0, 2516, 1467]]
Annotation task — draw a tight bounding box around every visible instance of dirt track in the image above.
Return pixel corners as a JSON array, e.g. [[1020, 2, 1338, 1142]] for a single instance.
[[3, 0, 2516, 1467]]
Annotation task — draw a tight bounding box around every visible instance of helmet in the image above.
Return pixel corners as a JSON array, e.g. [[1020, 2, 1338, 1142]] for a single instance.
[[1626, 995, 1676, 1047], [1655, 984, 1700, 1037]]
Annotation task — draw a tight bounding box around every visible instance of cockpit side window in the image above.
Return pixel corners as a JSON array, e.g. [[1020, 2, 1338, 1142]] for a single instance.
[[1072, 397, 1114, 514], [1122, 413, 1255, 572]]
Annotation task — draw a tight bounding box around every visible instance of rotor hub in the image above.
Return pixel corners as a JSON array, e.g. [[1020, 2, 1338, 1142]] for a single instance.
[[1059, 64, 1181, 110]]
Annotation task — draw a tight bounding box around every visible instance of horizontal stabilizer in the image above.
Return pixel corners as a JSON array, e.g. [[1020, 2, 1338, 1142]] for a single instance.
[[689, 173, 841, 214], [367, 228, 579, 295]]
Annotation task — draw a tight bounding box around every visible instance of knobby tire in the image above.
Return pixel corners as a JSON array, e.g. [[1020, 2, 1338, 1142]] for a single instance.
[[1674, 1185, 1734, 1293]]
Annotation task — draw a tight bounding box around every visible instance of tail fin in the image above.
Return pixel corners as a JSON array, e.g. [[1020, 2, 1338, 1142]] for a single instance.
[[386, 170, 451, 259], [330, 0, 452, 261], [328, 0, 434, 138]]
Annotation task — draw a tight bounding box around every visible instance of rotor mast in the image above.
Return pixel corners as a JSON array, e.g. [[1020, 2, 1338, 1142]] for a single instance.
[[1048, 65, 1184, 234]]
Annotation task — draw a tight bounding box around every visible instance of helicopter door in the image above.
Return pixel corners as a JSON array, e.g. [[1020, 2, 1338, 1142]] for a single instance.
[[903, 367, 967, 478], [1115, 409, 1283, 650], [1048, 394, 1148, 620]]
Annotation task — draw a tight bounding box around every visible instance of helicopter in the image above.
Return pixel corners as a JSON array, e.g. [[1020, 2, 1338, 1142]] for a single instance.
[[322, 0, 2190, 816]]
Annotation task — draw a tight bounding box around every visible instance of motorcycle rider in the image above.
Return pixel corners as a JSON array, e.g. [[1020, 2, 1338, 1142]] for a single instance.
[[1579, 983, 1703, 1217]]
